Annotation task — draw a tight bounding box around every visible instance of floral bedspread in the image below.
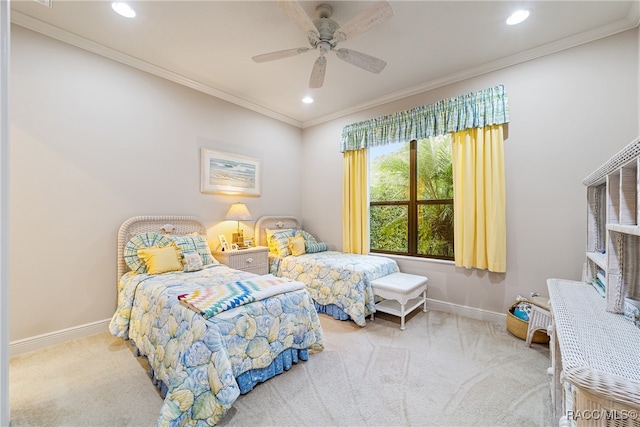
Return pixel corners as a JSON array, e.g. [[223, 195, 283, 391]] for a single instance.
[[271, 251, 399, 326], [109, 264, 324, 426]]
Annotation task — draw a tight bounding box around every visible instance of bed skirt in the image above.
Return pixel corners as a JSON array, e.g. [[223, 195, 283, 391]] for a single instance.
[[236, 347, 308, 394], [313, 302, 350, 321], [130, 340, 308, 397]]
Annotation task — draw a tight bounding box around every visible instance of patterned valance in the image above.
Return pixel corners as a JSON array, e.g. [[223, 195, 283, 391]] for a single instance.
[[341, 85, 509, 152]]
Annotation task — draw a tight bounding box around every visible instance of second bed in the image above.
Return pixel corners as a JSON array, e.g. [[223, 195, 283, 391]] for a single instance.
[[255, 216, 399, 326]]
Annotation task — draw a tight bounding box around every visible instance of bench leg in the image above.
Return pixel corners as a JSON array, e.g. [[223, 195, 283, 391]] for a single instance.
[[422, 288, 427, 312], [400, 303, 406, 330]]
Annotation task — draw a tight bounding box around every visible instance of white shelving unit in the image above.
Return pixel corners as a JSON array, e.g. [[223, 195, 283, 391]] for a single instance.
[[584, 136, 640, 313], [545, 137, 640, 426]]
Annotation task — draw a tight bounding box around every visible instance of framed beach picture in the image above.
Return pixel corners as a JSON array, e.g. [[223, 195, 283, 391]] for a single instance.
[[200, 148, 261, 196]]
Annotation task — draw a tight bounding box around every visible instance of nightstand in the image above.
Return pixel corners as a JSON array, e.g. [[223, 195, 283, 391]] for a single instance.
[[211, 246, 269, 275]]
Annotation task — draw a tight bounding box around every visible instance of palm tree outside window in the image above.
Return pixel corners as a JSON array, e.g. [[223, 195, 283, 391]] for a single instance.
[[369, 134, 454, 260], [343, 85, 507, 271]]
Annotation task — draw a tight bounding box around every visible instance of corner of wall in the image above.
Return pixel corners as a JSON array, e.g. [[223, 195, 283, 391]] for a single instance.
[[1, 1, 9, 424]]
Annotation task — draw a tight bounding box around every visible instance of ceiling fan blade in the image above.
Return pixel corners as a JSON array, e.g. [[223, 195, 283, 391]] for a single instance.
[[276, 0, 319, 38], [334, 1, 394, 42], [309, 56, 327, 89], [252, 47, 310, 63], [335, 48, 387, 74]]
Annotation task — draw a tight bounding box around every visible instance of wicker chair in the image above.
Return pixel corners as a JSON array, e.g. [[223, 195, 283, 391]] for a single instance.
[[526, 302, 551, 347]]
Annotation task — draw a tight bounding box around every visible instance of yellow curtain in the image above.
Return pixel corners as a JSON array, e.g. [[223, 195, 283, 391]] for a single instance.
[[452, 124, 506, 273], [342, 149, 369, 254]]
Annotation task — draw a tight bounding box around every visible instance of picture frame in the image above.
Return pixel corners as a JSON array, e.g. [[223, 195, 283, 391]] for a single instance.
[[218, 234, 230, 251], [201, 148, 261, 196]]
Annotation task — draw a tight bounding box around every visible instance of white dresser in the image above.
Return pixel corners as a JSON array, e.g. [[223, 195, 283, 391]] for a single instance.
[[547, 278, 640, 426], [211, 246, 269, 275]]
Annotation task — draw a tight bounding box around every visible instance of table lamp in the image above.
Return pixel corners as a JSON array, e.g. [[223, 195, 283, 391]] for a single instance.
[[225, 202, 252, 248]]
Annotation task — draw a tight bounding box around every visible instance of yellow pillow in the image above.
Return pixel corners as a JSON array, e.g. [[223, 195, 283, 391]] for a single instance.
[[137, 243, 183, 275], [288, 234, 306, 256]]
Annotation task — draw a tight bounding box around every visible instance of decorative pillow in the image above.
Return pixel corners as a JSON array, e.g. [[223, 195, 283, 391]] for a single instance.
[[305, 241, 328, 253], [298, 230, 317, 244], [137, 243, 183, 275], [266, 228, 293, 254], [288, 234, 306, 256], [124, 232, 173, 273], [182, 251, 203, 272], [268, 229, 297, 257], [167, 234, 218, 265]]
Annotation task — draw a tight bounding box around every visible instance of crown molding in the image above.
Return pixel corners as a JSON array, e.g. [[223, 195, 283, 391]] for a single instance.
[[10, 11, 303, 128], [628, 0, 640, 27], [302, 11, 640, 129], [11, 6, 639, 130]]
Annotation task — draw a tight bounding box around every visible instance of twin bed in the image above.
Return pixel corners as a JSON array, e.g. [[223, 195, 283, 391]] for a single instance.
[[255, 216, 400, 326], [110, 214, 399, 425]]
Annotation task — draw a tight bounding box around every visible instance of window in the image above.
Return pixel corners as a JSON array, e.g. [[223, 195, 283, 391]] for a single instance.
[[369, 135, 454, 260]]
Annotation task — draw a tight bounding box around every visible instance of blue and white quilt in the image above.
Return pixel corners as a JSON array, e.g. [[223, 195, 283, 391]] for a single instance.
[[271, 251, 399, 326], [109, 264, 324, 426]]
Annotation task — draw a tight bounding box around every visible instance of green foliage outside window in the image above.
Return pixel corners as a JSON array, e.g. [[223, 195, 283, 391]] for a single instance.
[[370, 205, 408, 252], [369, 135, 454, 259]]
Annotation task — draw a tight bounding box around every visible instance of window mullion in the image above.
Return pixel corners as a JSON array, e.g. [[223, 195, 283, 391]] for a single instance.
[[408, 140, 417, 254]]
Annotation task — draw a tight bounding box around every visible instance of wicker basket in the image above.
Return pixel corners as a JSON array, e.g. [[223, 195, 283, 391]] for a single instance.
[[506, 302, 550, 343]]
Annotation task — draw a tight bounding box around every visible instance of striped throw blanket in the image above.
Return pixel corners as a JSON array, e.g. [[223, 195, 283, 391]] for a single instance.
[[178, 274, 305, 319]]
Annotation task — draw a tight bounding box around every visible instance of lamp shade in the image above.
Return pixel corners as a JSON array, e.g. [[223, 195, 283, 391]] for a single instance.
[[225, 203, 252, 221]]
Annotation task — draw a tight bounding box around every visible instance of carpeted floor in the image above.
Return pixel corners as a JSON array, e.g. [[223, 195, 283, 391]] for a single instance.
[[10, 310, 552, 426]]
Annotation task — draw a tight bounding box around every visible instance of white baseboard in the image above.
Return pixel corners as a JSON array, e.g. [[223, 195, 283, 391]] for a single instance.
[[8, 302, 505, 356], [427, 298, 506, 324], [9, 319, 111, 357]]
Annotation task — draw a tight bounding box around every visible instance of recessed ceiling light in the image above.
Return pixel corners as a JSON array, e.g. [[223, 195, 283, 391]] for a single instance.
[[506, 10, 529, 26], [112, 2, 136, 18], [302, 96, 314, 104]]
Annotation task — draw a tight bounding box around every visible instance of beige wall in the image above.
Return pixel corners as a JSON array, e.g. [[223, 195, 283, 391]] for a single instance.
[[9, 26, 303, 342], [8, 24, 640, 344], [301, 28, 640, 320], [1, 2, 9, 424]]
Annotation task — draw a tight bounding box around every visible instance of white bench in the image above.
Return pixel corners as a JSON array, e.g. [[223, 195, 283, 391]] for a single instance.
[[370, 272, 428, 330]]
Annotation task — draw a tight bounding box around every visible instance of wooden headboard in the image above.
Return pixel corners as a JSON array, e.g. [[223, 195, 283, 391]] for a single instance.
[[117, 215, 208, 281], [254, 216, 301, 247]]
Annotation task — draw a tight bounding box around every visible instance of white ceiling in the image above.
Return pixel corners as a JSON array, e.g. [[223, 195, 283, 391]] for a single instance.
[[10, 0, 640, 128]]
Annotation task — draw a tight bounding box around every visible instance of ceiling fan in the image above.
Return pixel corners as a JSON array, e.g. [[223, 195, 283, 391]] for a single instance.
[[252, 1, 394, 89]]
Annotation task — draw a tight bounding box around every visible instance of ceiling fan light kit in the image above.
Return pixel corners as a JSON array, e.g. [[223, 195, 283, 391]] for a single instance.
[[252, 1, 394, 89]]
